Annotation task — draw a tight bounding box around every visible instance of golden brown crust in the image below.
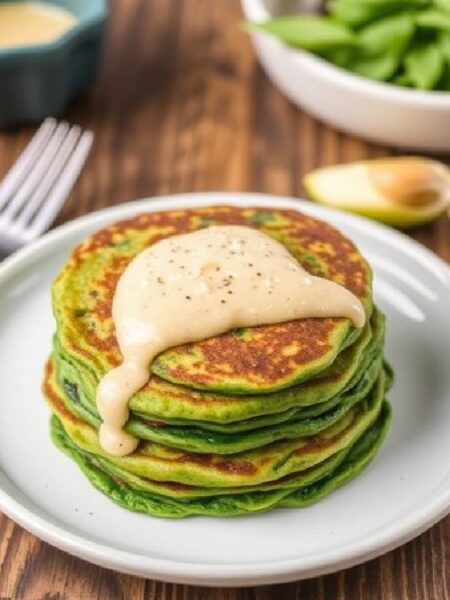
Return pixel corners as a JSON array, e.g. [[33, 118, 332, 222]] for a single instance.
[[57, 206, 371, 388]]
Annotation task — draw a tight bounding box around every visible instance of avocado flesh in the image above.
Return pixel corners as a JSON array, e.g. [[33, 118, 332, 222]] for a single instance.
[[304, 162, 448, 228]]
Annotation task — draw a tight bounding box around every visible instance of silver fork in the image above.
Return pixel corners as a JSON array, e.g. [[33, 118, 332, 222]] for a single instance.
[[0, 118, 93, 256]]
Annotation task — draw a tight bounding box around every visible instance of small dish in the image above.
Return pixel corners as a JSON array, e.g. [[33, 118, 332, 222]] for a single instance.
[[241, 0, 450, 152], [0, 0, 106, 127]]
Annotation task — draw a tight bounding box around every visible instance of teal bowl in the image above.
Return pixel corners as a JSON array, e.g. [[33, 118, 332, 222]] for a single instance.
[[0, 0, 106, 127]]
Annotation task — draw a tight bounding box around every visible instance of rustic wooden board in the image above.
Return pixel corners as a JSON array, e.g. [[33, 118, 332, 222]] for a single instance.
[[0, 1, 448, 598]]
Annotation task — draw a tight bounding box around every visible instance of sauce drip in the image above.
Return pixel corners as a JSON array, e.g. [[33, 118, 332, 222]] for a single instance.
[[0, 2, 76, 50], [97, 225, 365, 456], [369, 158, 450, 207]]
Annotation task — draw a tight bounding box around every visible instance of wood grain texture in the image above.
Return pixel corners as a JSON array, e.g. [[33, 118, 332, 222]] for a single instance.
[[0, 1, 449, 598]]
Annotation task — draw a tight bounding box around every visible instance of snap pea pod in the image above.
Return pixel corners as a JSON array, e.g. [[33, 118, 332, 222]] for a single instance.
[[328, 0, 427, 27], [439, 30, 450, 60], [433, 0, 450, 13], [346, 13, 415, 81], [248, 16, 357, 51], [416, 9, 450, 31], [404, 42, 444, 89]]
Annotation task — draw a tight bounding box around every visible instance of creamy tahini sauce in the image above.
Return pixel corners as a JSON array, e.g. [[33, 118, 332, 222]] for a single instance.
[[0, 2, 76, 50], [97, 225, 365, 456], [369, 158, 450, 207]]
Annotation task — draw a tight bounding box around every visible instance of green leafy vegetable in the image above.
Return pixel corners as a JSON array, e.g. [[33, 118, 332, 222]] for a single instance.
[[433, 0, 450, 13], [391, 71, 413, 87], [328, 0, 427, 27], [358, 13, 415, 55], [347, 53, 399, 81], [435, 64, 450, 90], [437, 32, 450, 89], [320, 47, 355, 68], [416, 9, 450, 31], [246, 0, 450, 91], [249, 16, 356, 51], [345, 13, 415, 81], [439, 30, 450, 60], [404, 43, 445, 89]]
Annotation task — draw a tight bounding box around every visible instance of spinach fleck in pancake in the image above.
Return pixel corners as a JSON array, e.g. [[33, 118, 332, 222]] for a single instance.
[[52, 206, 372, 394]]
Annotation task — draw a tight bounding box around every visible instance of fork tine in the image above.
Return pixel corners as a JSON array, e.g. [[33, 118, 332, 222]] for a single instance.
[[29, 130, 94, 237], [0, 118, 57, 211], [18, 125, 82, 227], [1, 121, 70, 221]]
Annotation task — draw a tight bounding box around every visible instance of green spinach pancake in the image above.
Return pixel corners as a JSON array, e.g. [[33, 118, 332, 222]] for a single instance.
[[45, 205, 392, 518]]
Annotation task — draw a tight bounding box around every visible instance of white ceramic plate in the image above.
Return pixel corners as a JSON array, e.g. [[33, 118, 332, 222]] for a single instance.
[[0, 193, 449, 587]]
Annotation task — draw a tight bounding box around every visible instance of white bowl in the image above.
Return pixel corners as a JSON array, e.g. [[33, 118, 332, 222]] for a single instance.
[[241, 0, 450, 152]]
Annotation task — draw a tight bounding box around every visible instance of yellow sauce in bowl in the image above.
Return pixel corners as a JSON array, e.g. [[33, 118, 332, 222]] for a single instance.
[[0, 2, 76, 50]]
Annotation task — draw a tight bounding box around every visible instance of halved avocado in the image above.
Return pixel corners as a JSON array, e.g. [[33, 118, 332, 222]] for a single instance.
[[304, 158, 449, 228]]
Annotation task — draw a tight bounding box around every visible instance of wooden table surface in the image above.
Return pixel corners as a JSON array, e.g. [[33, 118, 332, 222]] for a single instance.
[[0, 1, 449, 598]]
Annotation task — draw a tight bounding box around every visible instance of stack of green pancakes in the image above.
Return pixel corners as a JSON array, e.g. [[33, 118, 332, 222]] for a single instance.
[[45, 205, 393, 518]]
